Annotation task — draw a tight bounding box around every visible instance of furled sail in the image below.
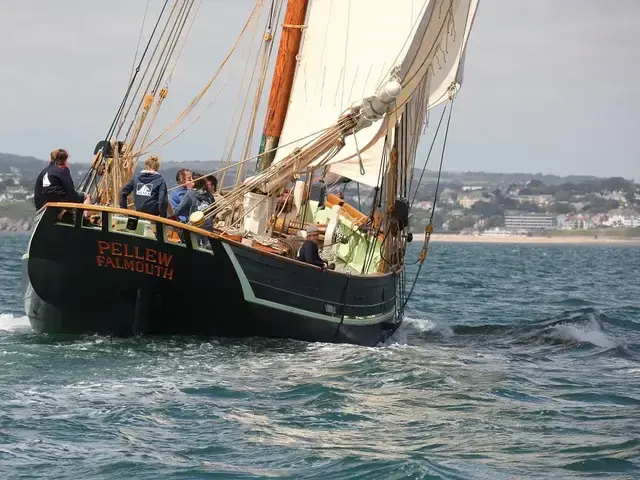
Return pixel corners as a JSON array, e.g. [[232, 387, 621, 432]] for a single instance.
[[272, 0, 479, 187]]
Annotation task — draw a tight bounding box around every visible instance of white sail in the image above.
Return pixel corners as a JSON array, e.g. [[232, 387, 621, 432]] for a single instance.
[[272, 0, 479, 187]]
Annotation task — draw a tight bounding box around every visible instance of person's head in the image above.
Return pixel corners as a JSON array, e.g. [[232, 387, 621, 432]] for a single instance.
[[204, 174, 218, 194], [144, 155, 160, 172], [191, 172, 217, 194], [50, 149, 69, 167], [176, 168, 194, 189], [306, 224, 319, 240], [192, 172, 207, 191]]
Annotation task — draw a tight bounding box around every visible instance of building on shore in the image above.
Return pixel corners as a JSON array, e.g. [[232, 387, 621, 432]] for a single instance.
[[557, 214, 597, 230], [518, 194, 555, 206], [504, 211, 557, 231], [604, 209, 640, 228], [458, 191, 490, 209]]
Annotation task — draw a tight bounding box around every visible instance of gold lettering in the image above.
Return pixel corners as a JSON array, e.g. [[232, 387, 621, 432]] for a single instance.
[[145, 249, 157, 263], [97, 241, 111, 255], [95, 240, 174, 280], [134, 246, 145, 260], [158, 251, 173, 267]]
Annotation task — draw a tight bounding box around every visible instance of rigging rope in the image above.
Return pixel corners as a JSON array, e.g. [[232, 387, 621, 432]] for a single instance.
[[134, 0, 264, 156], [128, 0, 151, 85], [399, 95, 455, 315], [79, 0, 170, 193], [219, 1, 268, 189], [106, 0, 170, 142], [122, 0, 189, 141], [409, 103, 448, 209], [234, 0, 284, 188]]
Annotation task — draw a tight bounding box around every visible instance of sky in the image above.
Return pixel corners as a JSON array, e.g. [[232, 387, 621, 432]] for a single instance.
[[0, 0, 638, 179]]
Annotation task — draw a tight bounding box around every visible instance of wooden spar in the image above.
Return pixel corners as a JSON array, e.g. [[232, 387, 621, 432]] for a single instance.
[[255, 0, 309, 173]]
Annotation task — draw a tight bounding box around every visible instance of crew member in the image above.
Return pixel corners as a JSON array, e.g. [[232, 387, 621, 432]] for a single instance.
[[33, 149, 58, 210], [37, 149, 87, 207], [296, 225, 327, 269], [174, 172, 215, 231], [169, 168, 194, 222], [119, 155, 168, 217]]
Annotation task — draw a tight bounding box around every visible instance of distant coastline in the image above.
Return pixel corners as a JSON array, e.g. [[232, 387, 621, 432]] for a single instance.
[[414, 233, 640, 246]]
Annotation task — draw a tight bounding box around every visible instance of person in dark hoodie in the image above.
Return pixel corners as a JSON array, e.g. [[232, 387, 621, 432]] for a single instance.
[[33, 149, 59, 210], [174, 172, 215, 230], [37, 148, 87, 209], [119, 155, 168, 217], [296, 225, 328, 269]]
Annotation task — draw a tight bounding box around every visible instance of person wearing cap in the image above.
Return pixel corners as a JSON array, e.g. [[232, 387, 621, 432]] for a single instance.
[[296, 225, 327, 269]]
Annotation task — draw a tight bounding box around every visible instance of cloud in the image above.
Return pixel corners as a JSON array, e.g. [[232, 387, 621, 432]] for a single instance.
[[1, 0, 638, 179]]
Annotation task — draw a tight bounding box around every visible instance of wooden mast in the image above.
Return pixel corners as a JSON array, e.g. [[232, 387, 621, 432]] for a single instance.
[[255, 0, 309, 173], [378, 144, 399, 273]]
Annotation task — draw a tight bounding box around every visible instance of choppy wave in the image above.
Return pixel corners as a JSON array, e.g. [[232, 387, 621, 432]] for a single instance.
[[1, 236, 640, 478], [395, 307, 638, 354]]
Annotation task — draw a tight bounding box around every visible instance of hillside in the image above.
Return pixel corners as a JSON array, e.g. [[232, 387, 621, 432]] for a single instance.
[[1, 152, 638, 233]]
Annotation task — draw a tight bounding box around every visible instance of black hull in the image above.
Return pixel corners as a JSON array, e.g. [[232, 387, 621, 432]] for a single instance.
[[22, 205, 402, 346]]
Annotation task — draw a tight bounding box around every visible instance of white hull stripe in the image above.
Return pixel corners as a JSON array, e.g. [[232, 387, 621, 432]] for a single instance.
[[221, 243, 394, 326]]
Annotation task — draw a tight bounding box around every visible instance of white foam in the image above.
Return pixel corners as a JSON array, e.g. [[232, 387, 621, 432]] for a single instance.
[[385, 315, 453, 346], [0, 313, 32, 333], [551, 318, 616, 348], [403, 316, 438, 333]]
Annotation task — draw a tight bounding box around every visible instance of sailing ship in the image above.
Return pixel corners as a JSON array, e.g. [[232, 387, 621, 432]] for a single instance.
[[22, 0, 479, 346]]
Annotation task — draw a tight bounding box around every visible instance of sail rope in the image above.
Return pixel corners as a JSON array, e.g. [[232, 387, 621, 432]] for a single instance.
[[360, 137, 390, 274], [106, 0, 197, 205], [201, 126, 347, 223], [165, 123, 336, 199], [81, 0, 202, 202], [121, 0, 193, 141], [409, 102, 448, 209], [105, 0, 171, 143], [78, 0, 170, 194], [151, 0, 196, 94], [116, 0, 182, 140], [164, 0, 202, 88], [197, 115, 353, 224], [234, 0, 285, 188], [128, 0, 152, 86], [134, 0, 265, 157], [399, 95, 455, 315], [218, 1, 270, 189]]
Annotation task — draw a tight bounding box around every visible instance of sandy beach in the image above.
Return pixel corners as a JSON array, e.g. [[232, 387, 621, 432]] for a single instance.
[[412, 233, 640, 246]]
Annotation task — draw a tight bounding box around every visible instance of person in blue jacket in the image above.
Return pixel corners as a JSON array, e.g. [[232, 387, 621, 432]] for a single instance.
[[174, 172, 216, 230], [119, 155, 168, 217], [169, 168, 194, 222]]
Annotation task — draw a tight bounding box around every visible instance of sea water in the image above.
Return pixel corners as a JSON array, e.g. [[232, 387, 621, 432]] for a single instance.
[[1, 235, 639, 479]]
